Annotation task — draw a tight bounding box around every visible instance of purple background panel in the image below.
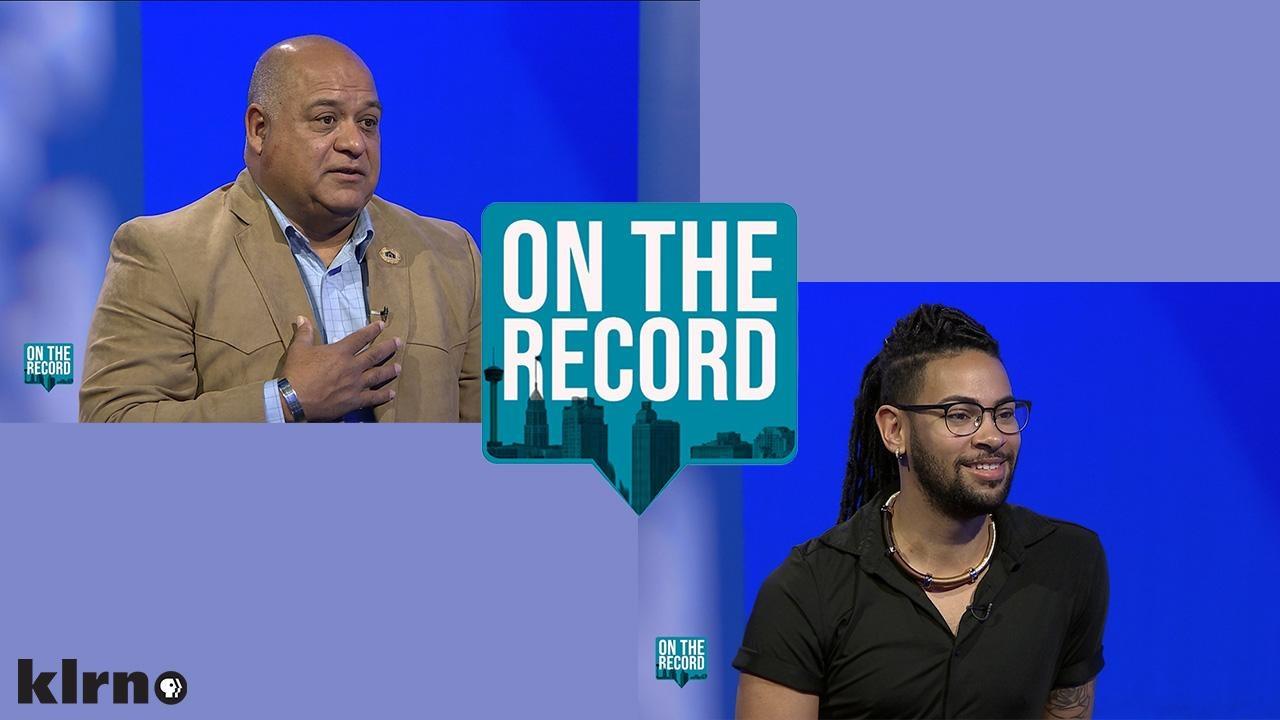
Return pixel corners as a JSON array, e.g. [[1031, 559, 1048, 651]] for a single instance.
[[1, 425, 639, 718], [638, 466, 742, 719], [701, 0, 1280, 280]]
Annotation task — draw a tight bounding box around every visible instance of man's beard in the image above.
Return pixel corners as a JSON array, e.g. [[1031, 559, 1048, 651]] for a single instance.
[[910, 441, 1015, 521]]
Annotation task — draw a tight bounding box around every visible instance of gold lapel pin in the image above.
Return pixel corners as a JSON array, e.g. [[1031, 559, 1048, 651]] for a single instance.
[[379, 246, 402, 265]]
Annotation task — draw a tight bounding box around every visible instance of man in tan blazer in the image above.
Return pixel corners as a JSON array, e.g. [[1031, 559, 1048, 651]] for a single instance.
[[80, 36, 480, 422]]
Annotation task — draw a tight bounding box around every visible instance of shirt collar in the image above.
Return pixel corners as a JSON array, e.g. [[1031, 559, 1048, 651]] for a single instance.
[[819, 488, 1058, 568], [259, 190, 375, 263]]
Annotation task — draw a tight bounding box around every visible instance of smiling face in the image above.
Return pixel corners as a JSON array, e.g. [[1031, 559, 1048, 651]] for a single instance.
[[245, 38, 381, 234], [899, 349, 1021, 520]]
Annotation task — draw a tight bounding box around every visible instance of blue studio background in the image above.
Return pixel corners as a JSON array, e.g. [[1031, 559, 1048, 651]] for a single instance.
[[741, 282, 1280, 718], [140, 1, 638, 225], [0, 1, 640, 421]]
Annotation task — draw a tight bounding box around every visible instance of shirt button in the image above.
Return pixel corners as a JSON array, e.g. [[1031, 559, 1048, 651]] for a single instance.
[[953, 649, 961, 657]]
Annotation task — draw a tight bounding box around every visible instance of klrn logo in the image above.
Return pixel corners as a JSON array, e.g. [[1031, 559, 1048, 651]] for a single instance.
[[17, 659, 186, 705]]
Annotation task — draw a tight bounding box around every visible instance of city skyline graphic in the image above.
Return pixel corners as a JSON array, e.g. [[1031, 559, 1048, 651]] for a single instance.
[[484, 356, 794, 513]]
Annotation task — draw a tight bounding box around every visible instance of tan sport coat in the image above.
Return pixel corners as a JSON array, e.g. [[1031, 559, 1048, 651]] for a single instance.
[[80, 170, 480, 422]]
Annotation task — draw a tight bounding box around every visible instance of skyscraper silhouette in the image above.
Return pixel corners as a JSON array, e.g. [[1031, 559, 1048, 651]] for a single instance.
[[563, 396, 614, 481], [631, 401, 680, 512], [753, 426, 796, 459], [525, 356, 548, 448]]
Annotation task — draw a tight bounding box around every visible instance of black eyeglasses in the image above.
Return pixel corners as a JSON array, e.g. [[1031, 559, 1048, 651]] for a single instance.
[[891, 400, 1032, 437]]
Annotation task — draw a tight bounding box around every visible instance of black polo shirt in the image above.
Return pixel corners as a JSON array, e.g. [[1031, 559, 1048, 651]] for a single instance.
[[734, 497, 1108, 718]]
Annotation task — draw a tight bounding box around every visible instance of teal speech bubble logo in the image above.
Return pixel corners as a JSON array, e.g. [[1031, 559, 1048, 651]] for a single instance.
[[655, 636, 707, 687], [23, 343, 73, 392], [482, 204, 797, 514]]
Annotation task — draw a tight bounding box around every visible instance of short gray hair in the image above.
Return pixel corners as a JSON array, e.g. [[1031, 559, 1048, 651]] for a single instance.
[[247, 45, 287, 118]]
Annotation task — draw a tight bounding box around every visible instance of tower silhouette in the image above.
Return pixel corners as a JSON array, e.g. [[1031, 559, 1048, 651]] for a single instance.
[[524, 355, 548, 448], [631, 401, 680, 511], [483, 351, 503, 447]]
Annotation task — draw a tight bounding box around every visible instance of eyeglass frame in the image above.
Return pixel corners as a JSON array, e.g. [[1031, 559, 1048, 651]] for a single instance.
[[889, 399, 1032, 437]]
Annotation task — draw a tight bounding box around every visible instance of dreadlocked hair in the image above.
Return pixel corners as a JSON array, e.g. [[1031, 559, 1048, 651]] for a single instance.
[[837, 304, 1000, 524]]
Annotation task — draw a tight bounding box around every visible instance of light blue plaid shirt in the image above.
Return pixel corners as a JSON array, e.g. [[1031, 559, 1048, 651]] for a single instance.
[[260, 192, 375, 422]]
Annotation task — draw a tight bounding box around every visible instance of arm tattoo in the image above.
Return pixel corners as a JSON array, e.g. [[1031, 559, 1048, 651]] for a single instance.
[[1045, 681, 1094, 719]]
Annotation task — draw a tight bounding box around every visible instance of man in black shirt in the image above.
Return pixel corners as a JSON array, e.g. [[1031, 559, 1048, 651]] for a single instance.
[[734, 305, 1108, 719]]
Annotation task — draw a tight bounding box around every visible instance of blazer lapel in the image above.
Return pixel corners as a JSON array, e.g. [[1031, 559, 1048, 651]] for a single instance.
[[228, 170, 411, 422], [227, 170, 316, 346], [365, 201, 415, 422]]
